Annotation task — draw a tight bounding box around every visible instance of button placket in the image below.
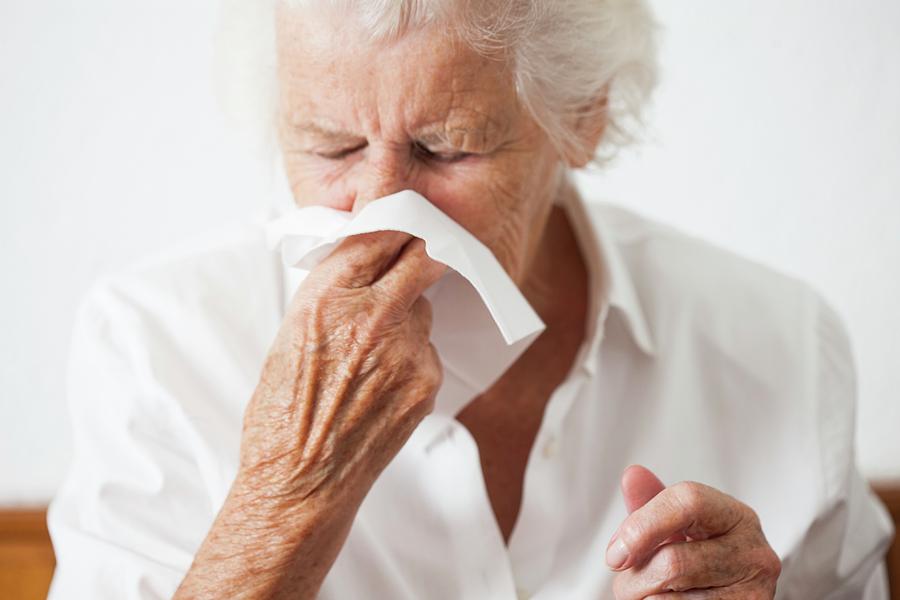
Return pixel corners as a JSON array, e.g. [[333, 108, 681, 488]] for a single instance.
[[411, 416, 520, 599]]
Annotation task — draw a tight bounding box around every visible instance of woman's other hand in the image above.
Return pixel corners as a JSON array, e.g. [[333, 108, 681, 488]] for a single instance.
[[609, 465, 782, 599]]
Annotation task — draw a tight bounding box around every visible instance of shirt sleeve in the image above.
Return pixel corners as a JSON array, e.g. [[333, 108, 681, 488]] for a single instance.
[[776, 295, 894, 599], [46, 283, 214, 599]]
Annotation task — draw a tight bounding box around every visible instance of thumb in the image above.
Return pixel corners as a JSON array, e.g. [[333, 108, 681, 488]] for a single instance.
[[621, 464, 665, 514]]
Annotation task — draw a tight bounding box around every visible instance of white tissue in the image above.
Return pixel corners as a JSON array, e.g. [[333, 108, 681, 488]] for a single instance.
[[264, 189, 546, 417]]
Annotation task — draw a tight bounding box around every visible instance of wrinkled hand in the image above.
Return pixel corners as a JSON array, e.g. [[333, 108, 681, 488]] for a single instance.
[[237, 231, 446, 507], [608, 465, 781, 599]]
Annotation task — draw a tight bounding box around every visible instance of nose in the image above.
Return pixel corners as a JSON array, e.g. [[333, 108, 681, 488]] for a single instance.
[[351, 144, 415, 214]]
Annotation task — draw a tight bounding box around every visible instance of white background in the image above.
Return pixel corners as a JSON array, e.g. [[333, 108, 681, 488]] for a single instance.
[[1, 0, 898, 505]]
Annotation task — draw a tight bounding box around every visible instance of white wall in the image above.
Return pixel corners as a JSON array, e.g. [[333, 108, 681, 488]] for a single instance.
[[1, 0, 898, 506], [0, 0, 270, 505], [576, 0, 900, 480]]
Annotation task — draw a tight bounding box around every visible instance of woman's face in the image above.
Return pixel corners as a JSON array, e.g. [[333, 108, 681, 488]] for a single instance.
[[275, 9, 568, 283]]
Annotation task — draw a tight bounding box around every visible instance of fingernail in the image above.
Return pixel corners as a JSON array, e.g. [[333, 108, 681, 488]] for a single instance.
[[606, 537, 629, 570]]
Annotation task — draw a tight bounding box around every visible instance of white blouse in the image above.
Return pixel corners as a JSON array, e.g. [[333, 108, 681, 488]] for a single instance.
[[47, 195, 893, 599]]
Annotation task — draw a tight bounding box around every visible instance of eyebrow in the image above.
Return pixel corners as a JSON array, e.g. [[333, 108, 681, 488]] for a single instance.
[[287, 118, 490, 150], [288, 119, 363, 143]]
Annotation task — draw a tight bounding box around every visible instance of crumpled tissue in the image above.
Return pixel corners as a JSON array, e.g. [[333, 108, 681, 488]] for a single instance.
[[264, 189, 545, 417]]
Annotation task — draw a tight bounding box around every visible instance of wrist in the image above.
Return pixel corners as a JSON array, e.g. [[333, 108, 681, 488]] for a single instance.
[[225, 471, 359, 541], [175, 474, 361, 600]]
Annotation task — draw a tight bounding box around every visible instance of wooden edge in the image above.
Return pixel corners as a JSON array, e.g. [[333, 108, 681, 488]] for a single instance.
[[874, 483, 900, 507], [0, 509, 50, 539], [0, 485, 894, 592], [871, 483, 900, 600]]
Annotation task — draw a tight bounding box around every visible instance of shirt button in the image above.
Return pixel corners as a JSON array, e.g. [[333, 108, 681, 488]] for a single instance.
[[542, 435, 558, 459]]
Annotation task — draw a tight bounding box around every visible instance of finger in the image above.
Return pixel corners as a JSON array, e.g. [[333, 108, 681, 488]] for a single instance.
[[373, 238, 447, 310], [316, 231, 413, 288], [611, 465, 684, 567], [612, 538, 747, 600], [622, 464, 666, 513], [614, 465, 686, 559], [607, 481, 747, 571]]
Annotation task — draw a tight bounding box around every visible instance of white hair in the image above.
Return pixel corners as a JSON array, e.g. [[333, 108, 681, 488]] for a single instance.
[[215, 0, 658, 166]]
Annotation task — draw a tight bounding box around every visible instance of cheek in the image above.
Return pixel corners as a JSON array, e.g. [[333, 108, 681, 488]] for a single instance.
[[282, 150, 555, 266], [285, 153, 507, 227], [423, 159, 550, 280], [281, 155, 359, 210], [413, 164, 501, 232]]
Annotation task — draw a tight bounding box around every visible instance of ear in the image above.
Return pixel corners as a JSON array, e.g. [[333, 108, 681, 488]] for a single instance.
[[563, 88, 609, 168]]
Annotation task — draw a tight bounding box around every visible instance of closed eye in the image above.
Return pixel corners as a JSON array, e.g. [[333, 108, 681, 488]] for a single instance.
[[413, 141, 472, 163], [315, 142, 367, 160]]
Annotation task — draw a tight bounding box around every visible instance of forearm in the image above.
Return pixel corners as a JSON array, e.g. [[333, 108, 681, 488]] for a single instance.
[[174, 479, 360, 599], [172, 231, 443, 598]]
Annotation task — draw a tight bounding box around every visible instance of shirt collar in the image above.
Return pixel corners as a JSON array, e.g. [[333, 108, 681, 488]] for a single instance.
[[560, 190, 656, 376]]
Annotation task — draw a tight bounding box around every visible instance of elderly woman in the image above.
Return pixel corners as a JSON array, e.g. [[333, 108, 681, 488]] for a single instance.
[[48, 0, 892, 598]]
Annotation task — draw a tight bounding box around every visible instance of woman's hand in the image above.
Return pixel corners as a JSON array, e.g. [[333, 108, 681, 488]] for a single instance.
[[176, 231, 445, 600], [237, 230, 446, 506], [608, 465, 781, 599]]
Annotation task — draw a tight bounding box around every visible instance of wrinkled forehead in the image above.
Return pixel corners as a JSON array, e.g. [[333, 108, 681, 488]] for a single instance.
[[274, 4, 521, 136]]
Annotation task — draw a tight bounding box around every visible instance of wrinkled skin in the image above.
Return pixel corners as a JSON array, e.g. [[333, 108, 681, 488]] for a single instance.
[[238, 232, 446, 504], [175, 6, 780, 599], [274, 7, 569, 284]]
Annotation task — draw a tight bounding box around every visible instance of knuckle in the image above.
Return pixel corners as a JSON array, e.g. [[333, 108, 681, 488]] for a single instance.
[[763, 546, 782, 579], [739, 544, 781, 590], [415, 294, 433, 319], [417, 392, 436, 417], [616, 521, 643, 554], [397, 345, 442, 407], [423, 347, 443, 388], [410, 362, 442, 400], [742, 504, 763, 529], [672, 480, 707, 513], [410, 296, 434, 331], [395, 381, 437, 423]]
